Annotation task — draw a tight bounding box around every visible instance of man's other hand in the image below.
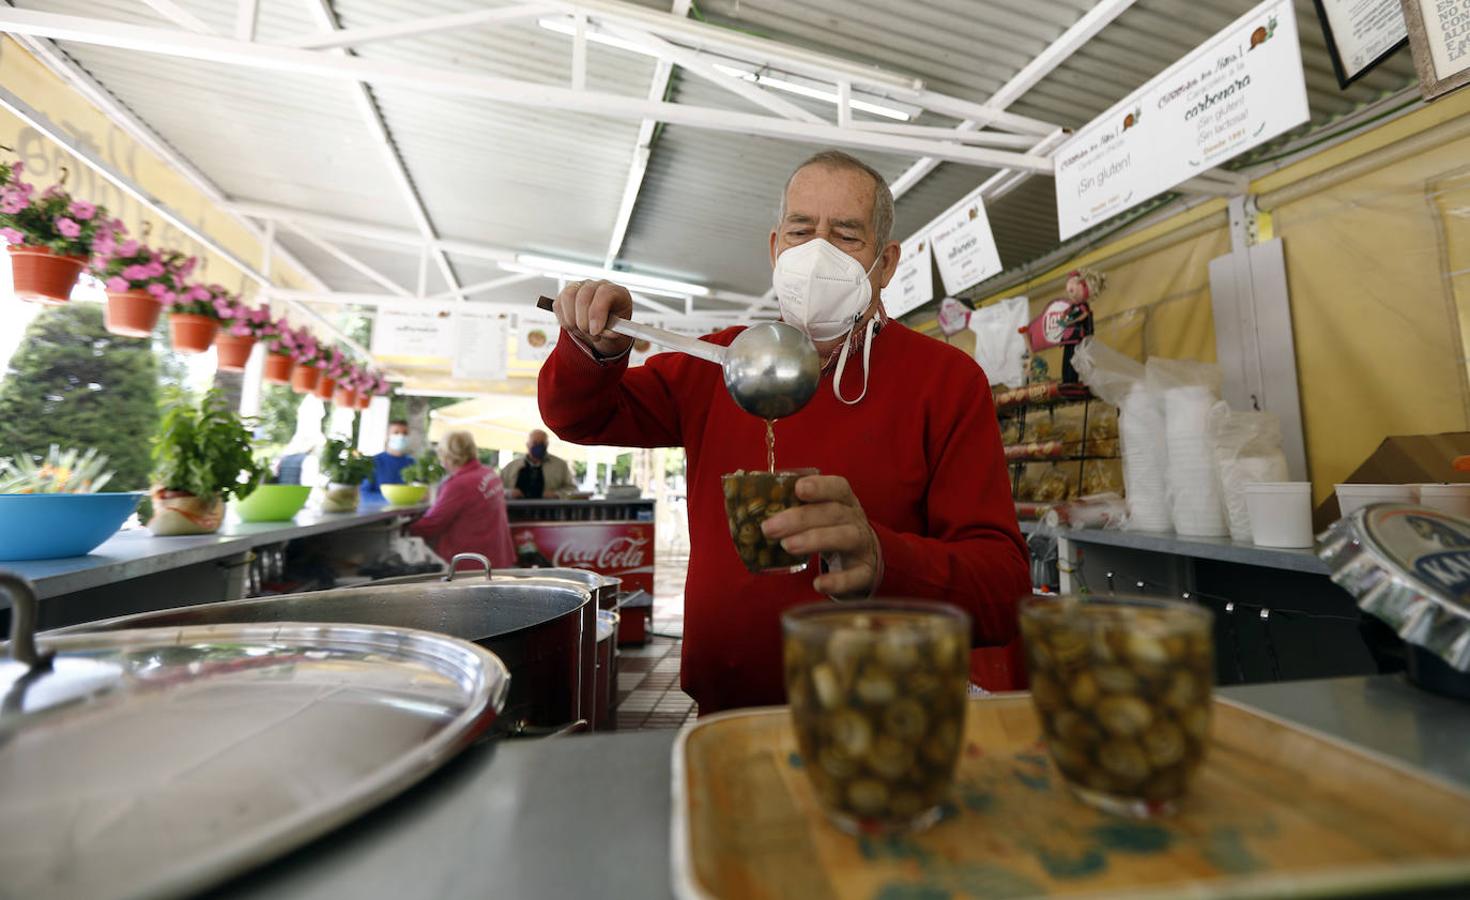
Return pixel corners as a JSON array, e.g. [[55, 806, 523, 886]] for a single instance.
[[761, 475, 880, 598], [554, 279, 634, 358]]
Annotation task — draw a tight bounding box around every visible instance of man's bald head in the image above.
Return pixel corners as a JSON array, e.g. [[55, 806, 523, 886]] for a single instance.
[[777, 150, 894, 248]]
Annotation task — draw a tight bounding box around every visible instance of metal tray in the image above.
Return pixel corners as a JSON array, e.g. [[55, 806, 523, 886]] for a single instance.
[[2, 575, 510, 900]]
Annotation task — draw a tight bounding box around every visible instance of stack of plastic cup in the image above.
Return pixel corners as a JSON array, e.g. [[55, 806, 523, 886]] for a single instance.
[[1163, 386, 1227, 537]]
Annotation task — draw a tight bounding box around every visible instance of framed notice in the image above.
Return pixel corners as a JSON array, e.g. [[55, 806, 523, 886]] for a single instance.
[[1313, 0, 1408, 87], [1054, 0, 1309, 241], [1402, 0, 1470, 99]]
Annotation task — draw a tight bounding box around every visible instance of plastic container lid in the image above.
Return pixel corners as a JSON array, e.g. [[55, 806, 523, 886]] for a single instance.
[[1318, 504, 1470, 674], [1244, 482, 1311, 494]]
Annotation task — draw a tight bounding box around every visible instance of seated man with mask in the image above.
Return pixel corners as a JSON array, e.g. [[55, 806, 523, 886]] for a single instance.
[[539, 150, 1029, 713], [501, 429, 577, 499]]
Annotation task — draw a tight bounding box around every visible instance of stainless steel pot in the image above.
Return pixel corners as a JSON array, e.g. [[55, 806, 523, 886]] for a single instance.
[[47, 572, 592, 734]]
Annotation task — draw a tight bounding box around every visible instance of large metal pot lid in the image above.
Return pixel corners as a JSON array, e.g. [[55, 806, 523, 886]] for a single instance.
[[1319, 503, 1470, 674], [364, 552, 620, 593], [0, 573, 510, 900]]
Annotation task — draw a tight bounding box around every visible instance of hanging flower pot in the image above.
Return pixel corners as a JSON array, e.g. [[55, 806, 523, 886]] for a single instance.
[[333, 385, 358, 408], [314, 375, 337, 400], [290, 363, 321, 394], [7, 245, 86, 304], [263, 352, 294, 384], [104, 290, 162, 338], [168, 313, 219, 354], [147, 489, 225, 536], [357, 392, 373, 410], [215, 331, 256, 372]]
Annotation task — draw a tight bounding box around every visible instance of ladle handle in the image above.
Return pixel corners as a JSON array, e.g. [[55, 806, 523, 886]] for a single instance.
[[536, 296, 724, 366]]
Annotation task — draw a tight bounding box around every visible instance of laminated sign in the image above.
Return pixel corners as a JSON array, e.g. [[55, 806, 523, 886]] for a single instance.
[[1054, 0, 1309, 240], [372, 307, 452, 359], [451, 308, 507, 381], [881, 232, 935, 317], [516, 318, 559, 362], [928, 189, 1003, 296]]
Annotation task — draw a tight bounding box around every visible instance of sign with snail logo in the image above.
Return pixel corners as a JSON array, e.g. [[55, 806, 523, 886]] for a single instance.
[[926, 185, 1003, 297], [881, 231, 935, 318], [1053, 0, 1309, 240]]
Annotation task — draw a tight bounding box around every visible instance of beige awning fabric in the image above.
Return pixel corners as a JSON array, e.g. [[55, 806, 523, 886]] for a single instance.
[[429, 394, 627, 464]]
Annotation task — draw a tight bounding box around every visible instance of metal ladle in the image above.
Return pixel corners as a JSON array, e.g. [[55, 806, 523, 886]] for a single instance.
[[536, 296, 820, 419]]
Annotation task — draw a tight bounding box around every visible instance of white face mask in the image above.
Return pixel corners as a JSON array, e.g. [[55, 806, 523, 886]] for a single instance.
[[387, 434, 409, 453], [773, 238, 882, 405]]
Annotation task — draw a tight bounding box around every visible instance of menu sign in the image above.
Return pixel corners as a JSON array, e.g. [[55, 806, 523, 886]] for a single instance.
[[515, 316, 560, 362], [1054, 0, 1309, 240], [881, 232, 935, 317], [372, 306, 452, 359], [451, 308, 508, 381], [928, 188, 1004, 295], [1313, 0, 1407, 85]]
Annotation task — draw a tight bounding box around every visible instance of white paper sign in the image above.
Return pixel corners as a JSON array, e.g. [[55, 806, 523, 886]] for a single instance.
[[372, 307, 453, 358], [881, 232, 935, 317], [1419, 0, 1470, 80], [451, 309, 508, 381], [1318, 0, 1407, 81], [928, 189, 1004, 295], [1054, 0, 1309, 240], [516, 318, 560, 362]]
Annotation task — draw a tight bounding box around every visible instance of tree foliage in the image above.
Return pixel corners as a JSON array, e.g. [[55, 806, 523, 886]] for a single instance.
[[0, 303, 159, 489]]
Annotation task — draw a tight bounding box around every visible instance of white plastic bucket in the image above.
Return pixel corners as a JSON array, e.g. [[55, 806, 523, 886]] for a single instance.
[[1416, 484, 1470, 516], [1245, 482, 1314, 548], [1335, 484, 1414, 517]]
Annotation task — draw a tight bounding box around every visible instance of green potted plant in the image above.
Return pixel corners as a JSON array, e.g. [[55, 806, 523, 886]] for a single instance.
[[0, 161, 113, 304], [319, 438, 373, 513], [149, 389, 263, 535]]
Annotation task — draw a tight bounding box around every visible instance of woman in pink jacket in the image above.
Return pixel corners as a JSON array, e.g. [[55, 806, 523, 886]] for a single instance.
[[409, 430, 516, 568]]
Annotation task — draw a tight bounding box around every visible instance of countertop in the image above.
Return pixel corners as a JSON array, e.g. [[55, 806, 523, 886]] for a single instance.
[[1020, 520, 1330, 575], [214, 675, 1470, 900], [506, 498, 654, 507], [4, 499, 426, 603]]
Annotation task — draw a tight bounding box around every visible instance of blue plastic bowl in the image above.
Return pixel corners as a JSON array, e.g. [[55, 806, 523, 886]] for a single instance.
[[0, 492, 144, 561]]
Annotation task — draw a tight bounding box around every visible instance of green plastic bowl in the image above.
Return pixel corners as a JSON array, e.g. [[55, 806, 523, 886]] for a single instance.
[[231, 484, 312, 522], [380, 483, 429, 506]]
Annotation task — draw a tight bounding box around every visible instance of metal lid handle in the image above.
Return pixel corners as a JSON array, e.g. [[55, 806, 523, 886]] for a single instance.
[[445, 553, 492, 582], [1, 571, 52, 673]]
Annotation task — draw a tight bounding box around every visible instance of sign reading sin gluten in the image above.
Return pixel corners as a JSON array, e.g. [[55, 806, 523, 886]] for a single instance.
[[1053, 0, 1310, 240]]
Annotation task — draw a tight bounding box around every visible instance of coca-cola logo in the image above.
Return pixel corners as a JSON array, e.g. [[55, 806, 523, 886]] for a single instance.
[[552, 534, 649, 571]]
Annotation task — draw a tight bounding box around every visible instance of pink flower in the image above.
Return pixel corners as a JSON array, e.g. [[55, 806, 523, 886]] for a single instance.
[[41, 184, 64, 201], [214, 299, 235, 317], [142, 260, 165, 279], [93, 233, 116, 257], [145, 282, 167, 298], [0, 189, 26, 215], [229, 321, 252, 337], [121, 264, 151, 281], [55, 217, 81, 238], [187, 284, 210, 302], [67, 200, 96, 221], [105, 276, 128, 292], [178, 256, 198, 278], [0, 227, 22, 244], [10, 161, 23, 176], [118, 239, 139, 256]]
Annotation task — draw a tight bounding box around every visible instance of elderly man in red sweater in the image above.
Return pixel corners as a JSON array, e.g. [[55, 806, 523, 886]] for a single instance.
[[540, 149, 1029, 713]]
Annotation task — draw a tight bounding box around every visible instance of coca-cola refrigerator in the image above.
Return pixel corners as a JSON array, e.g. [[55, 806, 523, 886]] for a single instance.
[[512, 514, 655, 643]]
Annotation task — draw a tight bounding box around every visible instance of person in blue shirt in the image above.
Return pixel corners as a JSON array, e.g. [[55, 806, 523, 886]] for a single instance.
[[363, 419, 416, 496]]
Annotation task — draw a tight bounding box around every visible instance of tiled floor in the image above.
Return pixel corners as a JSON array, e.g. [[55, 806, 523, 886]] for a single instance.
[[614, 550, 697, 730]]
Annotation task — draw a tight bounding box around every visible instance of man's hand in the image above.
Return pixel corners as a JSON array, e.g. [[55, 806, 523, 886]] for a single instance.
[[761, 475, 881, 598], [553, 279, 634, 358]]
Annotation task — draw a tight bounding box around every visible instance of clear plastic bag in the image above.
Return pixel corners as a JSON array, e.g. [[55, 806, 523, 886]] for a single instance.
[[1147, 357, 1228, 537], [1073, 339, 1170, 531], [1209, 402, 1289, 543]]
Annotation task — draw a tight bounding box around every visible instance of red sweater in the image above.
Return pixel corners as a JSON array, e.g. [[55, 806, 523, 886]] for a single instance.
[[540, 322, 1030, 712], [408, 460, 516, 569]]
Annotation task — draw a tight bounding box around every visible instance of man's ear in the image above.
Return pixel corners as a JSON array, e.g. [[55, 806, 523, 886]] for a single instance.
[[876, 240, 902, 289], [769, 229, 779, 268]]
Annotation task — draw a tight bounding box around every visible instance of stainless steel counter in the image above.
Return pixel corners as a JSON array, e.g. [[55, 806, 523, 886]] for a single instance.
[[214, 675, 1470, 900], [4, 499, 425, 605]]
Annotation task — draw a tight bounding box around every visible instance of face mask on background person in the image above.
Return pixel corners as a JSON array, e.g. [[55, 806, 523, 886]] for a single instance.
[[529, 442, 549, 461], [772, 238, 881, 405], [387, 434, 409, 454]]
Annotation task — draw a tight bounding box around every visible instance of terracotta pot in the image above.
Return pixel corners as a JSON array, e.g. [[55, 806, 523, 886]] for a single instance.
[[7, 245, 86, 304], [290, 363, 321, 394], [263, 352, 294, 384], [334, 386, 358, 408], [168, 313, 219, 354], [314, 375, 337, 400], [357, 393, 373, 410], [320, 482, 360, 514], [104, 290, 162, 338], [215, 332, 257, 372], [147, 490, 224, 536]]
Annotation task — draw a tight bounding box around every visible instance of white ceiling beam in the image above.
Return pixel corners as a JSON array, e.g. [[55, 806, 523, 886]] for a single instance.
[[0, 10, 1054, 170], [279, 3, 552, 50], [301, 0, 463, 301], [852, 122, 1039, 149], [571, 11, 588, 90], [137, 0, 212, 34], [0, 83, 377, 361], [890, 0, 1137, 200], [426, 272, 540, 303], [270, 288, 537, 314], [599, 21, 824, 124], [225, 200, 520, 262], [603, 0, 687, 268], [282, 223, 415, 296], [235, 0, 258, 42], [629, 292, 680, 317]]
